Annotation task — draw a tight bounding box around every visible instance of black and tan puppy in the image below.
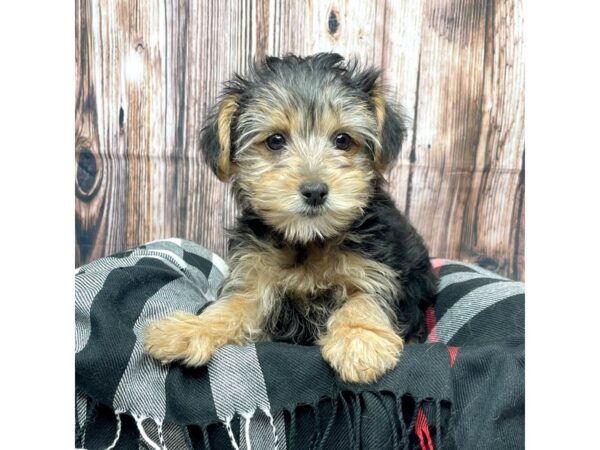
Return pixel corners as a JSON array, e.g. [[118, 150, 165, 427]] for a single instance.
[[145, 53, 437, 383]]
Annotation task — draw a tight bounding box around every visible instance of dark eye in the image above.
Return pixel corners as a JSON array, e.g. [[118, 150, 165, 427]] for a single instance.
[[266, 134, 286, 150], [334, 133, 352, 150]]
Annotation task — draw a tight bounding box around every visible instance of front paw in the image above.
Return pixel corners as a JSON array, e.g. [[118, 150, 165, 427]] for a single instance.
[[144, 312, 221, 367], [320, 326, 404, 383]]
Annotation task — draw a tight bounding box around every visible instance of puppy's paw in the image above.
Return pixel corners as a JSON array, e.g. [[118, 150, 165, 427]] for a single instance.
[[320, 326, 404, 384], [144, 312, 221, 367]]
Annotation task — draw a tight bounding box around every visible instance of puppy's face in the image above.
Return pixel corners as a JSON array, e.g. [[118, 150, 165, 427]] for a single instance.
[[202, 54, 405, 243], [233, 81, 380, 243]]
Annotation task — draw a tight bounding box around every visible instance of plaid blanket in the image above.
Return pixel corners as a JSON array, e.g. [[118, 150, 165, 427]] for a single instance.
[[75, 239, 524, 450]]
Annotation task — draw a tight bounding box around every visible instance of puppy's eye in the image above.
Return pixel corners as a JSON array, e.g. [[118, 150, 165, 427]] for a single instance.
[[334, 133, 352, 150], [266, 134, 286, 150]]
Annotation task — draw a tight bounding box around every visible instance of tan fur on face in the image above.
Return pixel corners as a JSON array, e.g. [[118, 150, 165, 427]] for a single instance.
[[234, 87, 380, 243]]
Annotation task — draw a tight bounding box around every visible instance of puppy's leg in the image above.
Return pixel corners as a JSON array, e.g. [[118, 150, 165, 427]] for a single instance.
[[144, 291, 263, 367], [319, 293, 404, 383]]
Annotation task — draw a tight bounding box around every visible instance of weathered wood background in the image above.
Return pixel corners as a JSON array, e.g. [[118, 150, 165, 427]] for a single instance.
[[75, 0, 525, 280]]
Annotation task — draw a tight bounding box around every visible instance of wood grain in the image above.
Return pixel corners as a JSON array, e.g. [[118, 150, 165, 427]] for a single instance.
[[75, 0, 525, 280]]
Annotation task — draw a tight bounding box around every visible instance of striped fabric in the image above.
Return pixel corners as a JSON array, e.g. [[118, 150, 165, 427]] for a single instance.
[[75, 239, 524, 450]]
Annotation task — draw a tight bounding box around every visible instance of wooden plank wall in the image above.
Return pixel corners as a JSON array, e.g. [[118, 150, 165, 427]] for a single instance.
[[75, 0, 525, 280]]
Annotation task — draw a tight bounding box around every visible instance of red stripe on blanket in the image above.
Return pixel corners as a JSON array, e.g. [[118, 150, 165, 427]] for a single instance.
[[448, 346, 459, 367], [431, 258, 445, 276], [426, 259, 443, 343], [425, 306, 438, 343], [416, 407, 434, 450]]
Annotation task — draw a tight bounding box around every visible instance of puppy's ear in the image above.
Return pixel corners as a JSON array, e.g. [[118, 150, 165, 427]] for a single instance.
[[200, 94, 239, 182], [349, 65, 406, 172], [370, 87, 406, 172]]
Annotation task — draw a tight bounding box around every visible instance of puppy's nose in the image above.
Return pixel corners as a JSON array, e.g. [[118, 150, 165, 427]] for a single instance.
[[300, 182, 329, 207]]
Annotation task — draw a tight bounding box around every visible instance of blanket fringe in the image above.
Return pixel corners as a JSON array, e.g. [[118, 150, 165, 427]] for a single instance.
[[75, 390, 449, 449], [201, 425, 212, 450], [294, 392, 448, 450], [223, 416, 240, 450], [105, 411, 122, 450], [75, 397, 98, 449], [74, 393, 89, 448], [241, 411, 254, 450], [260, 406, 280, 450], [230, 408, 280, 450], [435, 399, 442, 450], [317, 397, 338, 450], [133, 414, 165, 450], [372, 391, 399, 449]]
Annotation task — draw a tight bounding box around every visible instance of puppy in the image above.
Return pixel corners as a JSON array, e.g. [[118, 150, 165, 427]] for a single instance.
[[145, 53, 437, 383]]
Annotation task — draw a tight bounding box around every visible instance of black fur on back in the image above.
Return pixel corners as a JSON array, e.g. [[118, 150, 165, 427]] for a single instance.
[[342, 184, 438, 342]]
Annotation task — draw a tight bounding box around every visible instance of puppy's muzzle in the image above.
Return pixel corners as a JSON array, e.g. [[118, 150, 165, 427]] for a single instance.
[[300, 182, 329, 207]]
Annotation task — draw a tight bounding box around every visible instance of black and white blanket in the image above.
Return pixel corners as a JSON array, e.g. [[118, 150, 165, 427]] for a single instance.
[[75, 239, 524, 450]]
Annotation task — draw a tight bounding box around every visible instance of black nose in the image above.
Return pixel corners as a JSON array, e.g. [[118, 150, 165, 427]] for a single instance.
[[300, 182, 329, 207]]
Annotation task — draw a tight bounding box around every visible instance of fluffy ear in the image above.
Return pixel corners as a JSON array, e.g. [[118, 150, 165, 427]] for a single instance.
[[200, 94, 239, 182], [348, 63, 406, 171], [370, 87, 406, 172]]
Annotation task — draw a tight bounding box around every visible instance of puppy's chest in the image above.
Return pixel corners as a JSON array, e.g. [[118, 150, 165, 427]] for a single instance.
[[260, 241, 399, 301], [270, 243, 351, 297], [249, 241, 399, 343]]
